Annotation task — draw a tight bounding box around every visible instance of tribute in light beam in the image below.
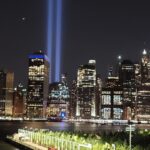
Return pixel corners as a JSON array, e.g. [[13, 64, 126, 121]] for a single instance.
[[47, 0, 63, 82], [47, 0, 54, 82], [55, 0, 62, 82]]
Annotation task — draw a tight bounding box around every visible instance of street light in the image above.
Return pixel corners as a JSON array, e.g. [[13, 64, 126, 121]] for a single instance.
[[126, 120, 135, 150]]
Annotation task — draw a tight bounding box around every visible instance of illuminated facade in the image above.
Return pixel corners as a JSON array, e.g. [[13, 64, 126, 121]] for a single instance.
[[0, 70, 14, 116], [136, 49, 150, 120], [47, 74, 70, 118], [102, 73, 123, 119], [141, 49, 150, 85], [136, 89, 150, 121], [27, 51, 49, 118], [76, 60, 100, 119], [101, 88, 123, 119]]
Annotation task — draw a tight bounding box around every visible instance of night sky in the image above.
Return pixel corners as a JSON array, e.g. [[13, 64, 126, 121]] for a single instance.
[[0, 0, 150, 85]]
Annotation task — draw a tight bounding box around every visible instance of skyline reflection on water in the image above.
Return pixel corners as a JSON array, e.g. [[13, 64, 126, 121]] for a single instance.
[[0, 121, 125, 138]]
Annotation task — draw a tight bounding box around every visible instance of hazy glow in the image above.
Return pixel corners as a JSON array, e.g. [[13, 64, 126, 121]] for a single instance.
[[117, 55, 122, 60], [47, 0, 63, 82], [143, 49, 147, 55], [55, 0, 62, 82], [47, 0, 54, 82]]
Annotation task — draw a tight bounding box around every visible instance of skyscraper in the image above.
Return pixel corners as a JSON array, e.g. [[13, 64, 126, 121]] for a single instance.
[[136, 49, 150, 121], [13, 83, 27, 117], [119, 59, 136, 119], [141, 49, 150, 85], [47, 74, 70, 119], [101, 66, 123, 119], [27, 50, 49, 118], [76, 60, 99, 119], [0, 70, 14, 116]]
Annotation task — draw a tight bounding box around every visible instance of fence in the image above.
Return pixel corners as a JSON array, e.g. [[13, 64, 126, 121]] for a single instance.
[[18, 128, 92, 150]]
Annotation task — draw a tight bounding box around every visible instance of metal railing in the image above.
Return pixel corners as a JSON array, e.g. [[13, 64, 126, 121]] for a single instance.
[[18, 129, 92, 150]]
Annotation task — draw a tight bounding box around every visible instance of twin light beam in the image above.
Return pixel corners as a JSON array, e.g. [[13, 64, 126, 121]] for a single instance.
[[47, 0, 63, 82]]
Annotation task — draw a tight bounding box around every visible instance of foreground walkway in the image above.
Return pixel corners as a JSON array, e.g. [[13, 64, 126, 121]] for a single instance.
[[7, 136, 48, 150]]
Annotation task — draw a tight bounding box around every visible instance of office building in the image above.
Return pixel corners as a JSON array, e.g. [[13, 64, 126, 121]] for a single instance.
[[101, 66, 123, 119], [136, 49, 150, 121], [119, 59, 136, 119], [0, 70, 14, 116], [101, 87, 123, 119], [47, 74, 70, 118], [13, 83, 27, 117], [27, 50, 49, 118], [76, 60, 100, 119]]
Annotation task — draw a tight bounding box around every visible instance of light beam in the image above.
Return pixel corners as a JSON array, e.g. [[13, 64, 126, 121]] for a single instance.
[[47, 0, 63, 82], [47, 0, 54, 82], [55, 0, 62, 82]]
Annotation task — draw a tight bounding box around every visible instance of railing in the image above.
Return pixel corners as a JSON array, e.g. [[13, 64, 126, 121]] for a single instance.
[[18, 129, 92, 150]]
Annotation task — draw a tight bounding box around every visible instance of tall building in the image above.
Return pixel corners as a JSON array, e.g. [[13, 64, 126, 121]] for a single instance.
[[70, 80, 77, 119], [134, 63, 141, 87], [119, 59, 136, 119], [101, 66, 123, 119], [136, 49, 150, 121], [13, 83, 27, 117], [101, 87, 123, 119], [27, 51, 49, 118], [95, 74, 102, 118], [141, 49, 150, 85], [47, 74, 70, 119], [0, 70, 14, 116], [76, 60, 99, 119]]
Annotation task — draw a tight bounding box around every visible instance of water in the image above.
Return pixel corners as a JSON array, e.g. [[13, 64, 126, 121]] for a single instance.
[[0, 121, 125, 137]]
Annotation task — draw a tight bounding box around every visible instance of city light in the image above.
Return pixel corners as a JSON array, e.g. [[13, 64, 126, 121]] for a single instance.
[[142, 49, 147, 55], [117, 55, 122, 60]]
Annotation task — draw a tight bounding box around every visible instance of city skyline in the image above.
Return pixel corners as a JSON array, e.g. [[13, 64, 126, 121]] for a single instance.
[[1, 1, 150, 85], [0, 1, 149, 150]]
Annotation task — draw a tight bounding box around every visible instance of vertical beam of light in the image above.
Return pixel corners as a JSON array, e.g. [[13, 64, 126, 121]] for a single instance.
[[47, 0, 54, 83], [55, 0, 62, 82]]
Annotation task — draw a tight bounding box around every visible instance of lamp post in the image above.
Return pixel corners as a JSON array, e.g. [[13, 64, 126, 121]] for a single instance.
[[129, 124, 132, 150], [127, 120, 135, 150]]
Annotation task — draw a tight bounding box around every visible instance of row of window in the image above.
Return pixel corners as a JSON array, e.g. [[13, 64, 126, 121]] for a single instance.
[[102, 95, 122, 105], [101, 108, 123, 119]]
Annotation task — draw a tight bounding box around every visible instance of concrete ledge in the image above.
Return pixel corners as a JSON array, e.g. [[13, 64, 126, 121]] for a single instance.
[[5, 137, 33, 150]]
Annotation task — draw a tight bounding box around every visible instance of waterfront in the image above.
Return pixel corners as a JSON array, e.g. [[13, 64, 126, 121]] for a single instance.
[[0, 121, 149, 149], [0, 121, 124, 149], [0, 121, 126, 137]]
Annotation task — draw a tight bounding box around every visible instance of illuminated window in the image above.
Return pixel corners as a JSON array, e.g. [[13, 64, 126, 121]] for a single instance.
[[113, 108, 123, 119], [102, 108, 111, 119], [102, 95, 111, 105], [113, 95, 122, 105]]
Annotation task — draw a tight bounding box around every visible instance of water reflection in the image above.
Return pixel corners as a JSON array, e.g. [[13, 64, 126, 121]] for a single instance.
[[0, 121, 125, 138]]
